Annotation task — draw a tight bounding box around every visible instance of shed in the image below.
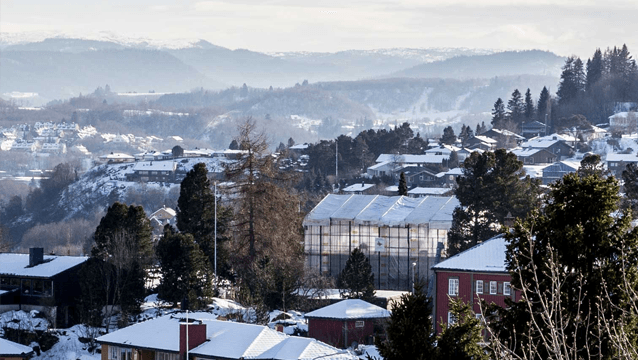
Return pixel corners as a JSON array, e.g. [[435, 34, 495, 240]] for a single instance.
[[0, 337, 34, 359], [305, 299, 391, 349]]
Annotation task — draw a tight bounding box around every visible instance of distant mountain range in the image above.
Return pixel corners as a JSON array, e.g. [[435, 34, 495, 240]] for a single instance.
[[0, 34, 565, 104]]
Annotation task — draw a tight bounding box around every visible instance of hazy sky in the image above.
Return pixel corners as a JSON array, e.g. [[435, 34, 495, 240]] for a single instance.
[[2, 0, 637, 57]]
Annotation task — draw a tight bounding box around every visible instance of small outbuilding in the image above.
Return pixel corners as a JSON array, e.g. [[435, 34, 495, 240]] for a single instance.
[[305, 299, 391, 349], [0, 337, 35, 359]]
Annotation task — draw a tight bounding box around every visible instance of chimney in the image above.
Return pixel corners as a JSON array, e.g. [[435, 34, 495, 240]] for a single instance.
[[180, 323, 207, 358], [29, 248, 44, 267]]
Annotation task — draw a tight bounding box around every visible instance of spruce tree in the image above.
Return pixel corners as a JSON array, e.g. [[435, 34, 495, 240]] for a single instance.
[[448, 149, 541, 255], [157, 226, 211, 308], [441, 126, 456, 145], [524, 88, 535, 122], [448, 150, 459, 168], [537, 86, 551, 123], [337, 248, 375, 301], [398, 172, 408, 196], [375, 281, 435, 360], [501, 169, 638, 359], [491, 98, 506, 129], [177, 163, 231, 278], [436, 298, 489, 360], [507, 89, 524, 126], [91, 202, 153, 314], [586, 49, 604, 94]]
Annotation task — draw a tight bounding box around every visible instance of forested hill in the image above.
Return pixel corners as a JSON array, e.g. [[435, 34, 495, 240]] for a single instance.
[[389, 50, 564, 79]]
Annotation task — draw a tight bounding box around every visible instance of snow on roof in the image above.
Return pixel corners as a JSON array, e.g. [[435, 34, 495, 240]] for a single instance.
[[367, 161, 391, 170], [511, 148, 546, 157], [257, 337, 357, 360], [376, 154, 447, 164], [408, 187, 451, 195], [0, 337, 34, 356], [446, 167, 464, 175], [289, 143, 309, 150], [473, 135, 498, 144], [305, 299, 390, 320], [433, 235, 507, 272], [191, 320, 287, 359], [487, 128, 525, 139], [606, 153, 638, 163], [99, 152, 134, 160], [132, 161, 177, 172], [98, 312, 218, 352], [151, 207, 176, 217], [0, 254, 88, 278], [342, 183, 375, 192], [523, 165, 548, 178], [304, 194, 459, 228]]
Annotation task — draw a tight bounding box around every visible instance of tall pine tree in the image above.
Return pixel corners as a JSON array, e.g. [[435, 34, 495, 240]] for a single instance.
[[491, 98, 506, 129], [524, 88, 535, 122], [337, 248, 375, 301]]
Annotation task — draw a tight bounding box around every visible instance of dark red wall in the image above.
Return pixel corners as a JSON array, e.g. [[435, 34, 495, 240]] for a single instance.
[[179, 323, 206, 358], [308, 318, 375, 348], [435, 270, 519, 333]]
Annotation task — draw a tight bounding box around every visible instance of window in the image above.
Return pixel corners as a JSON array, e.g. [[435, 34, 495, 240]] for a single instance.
[[475, 280, 483, 294], [448, 312, 457, 325], [156, 352, 179, 360], [448, 278, 459, 296], [355, 320, 365, 328], [504, 282, 511, 296], [490, 281, 497, 295], [21, 279, 31, 295], [498, 282, 504, 294]]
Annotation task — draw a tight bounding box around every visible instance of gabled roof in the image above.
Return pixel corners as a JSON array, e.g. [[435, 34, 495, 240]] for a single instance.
[[190, 320, 287, 359], [0, 337, 34, 357], [511, 148, 553, 157], [305, 299, 391, 320], [408, 187, 451, 196], [433, 235, 507, 273], [0, 254, 88, 278], [97, 312, 218, 352]]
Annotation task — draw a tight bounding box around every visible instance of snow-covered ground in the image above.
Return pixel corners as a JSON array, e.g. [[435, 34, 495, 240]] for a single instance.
[[0, 295, 382, 359]]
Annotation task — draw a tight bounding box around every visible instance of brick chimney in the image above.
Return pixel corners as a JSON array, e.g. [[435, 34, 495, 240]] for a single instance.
[[180, 323, 207, 359]]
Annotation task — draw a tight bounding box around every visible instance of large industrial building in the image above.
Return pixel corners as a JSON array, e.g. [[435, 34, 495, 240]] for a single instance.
[[303, 194, 459, 291]]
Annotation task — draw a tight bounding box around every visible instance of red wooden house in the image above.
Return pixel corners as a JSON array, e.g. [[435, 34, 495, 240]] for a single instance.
[[305, 299, 390, 349], [432, 235, 518, 333]]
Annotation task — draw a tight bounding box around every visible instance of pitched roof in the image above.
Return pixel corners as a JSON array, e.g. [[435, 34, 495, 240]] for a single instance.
[[433, 235, 508, 273], [0, 254, 88, 278], [97, 313, 210, 352], [342, 183, 375, 192], [304, 299, 391, 320], [0, 337, 34, 357], [97, 312, 358, 360]]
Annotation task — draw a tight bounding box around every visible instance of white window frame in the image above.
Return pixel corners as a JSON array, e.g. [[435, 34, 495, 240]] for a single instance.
[[448, 278, 459, 296], [504, 282, 511, 296], [109, 345, 119, 360], [475, 280, 483, 294], [448, 312, 457, 325], [156, 352, 179, 360], [490, 281, 497, 295]]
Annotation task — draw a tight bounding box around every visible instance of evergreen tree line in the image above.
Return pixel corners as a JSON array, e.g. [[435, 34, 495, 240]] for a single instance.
[[491, 44, 638, 133]]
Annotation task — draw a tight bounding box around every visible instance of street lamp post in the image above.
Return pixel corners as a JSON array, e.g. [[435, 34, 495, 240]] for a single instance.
[[214, 181, 217, 291]]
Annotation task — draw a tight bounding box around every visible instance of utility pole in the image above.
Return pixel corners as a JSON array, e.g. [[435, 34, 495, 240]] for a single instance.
[[335, 140, 338, 190], [214, 181, 217, 291]]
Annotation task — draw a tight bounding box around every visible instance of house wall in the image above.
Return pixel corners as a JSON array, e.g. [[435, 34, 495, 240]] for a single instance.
[[434, 270, 517, 333], [308, 318, 376, 349], [305, 222, 447, 291]]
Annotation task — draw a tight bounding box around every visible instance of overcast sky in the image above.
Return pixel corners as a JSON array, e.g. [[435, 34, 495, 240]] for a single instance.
[[2, 0, 637, 57]]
